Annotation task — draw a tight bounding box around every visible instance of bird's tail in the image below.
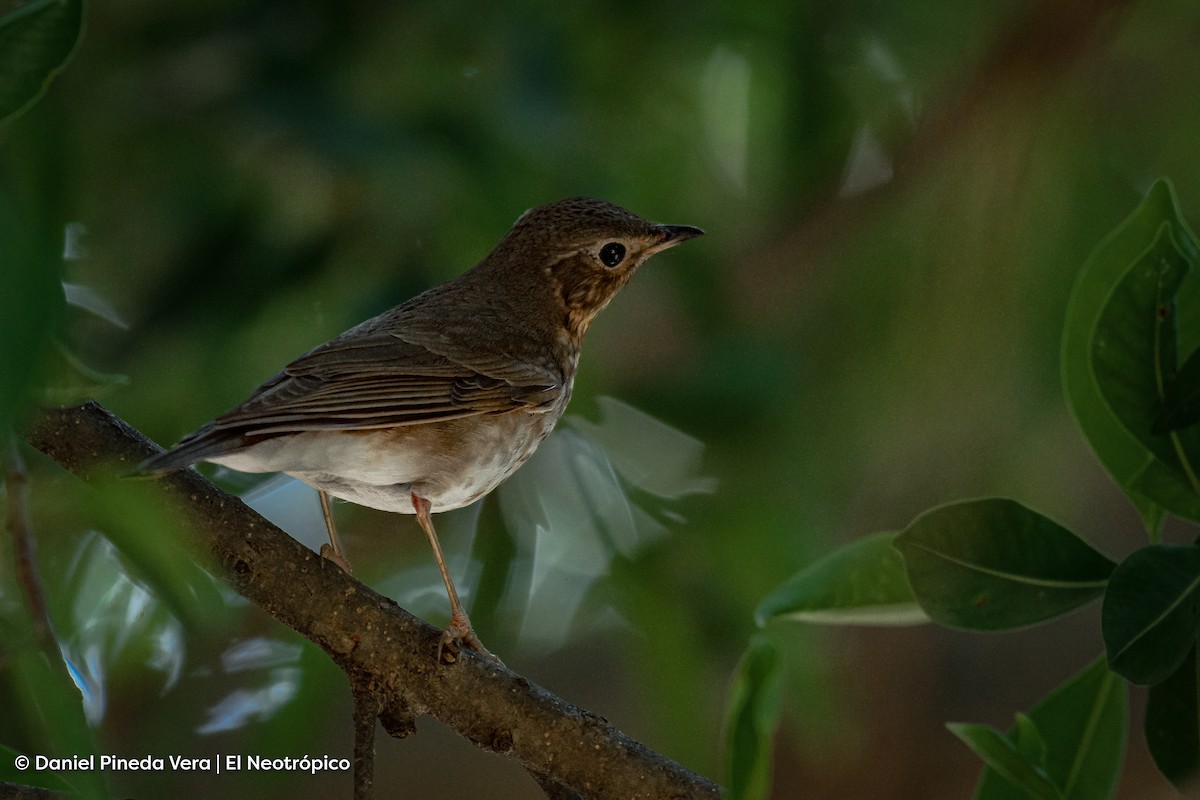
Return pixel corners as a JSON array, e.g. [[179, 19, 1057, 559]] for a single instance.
[[133, 424, 238, 476]]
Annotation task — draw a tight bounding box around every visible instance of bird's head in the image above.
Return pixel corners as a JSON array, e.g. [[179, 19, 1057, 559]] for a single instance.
[[487, 197, 703, 338]]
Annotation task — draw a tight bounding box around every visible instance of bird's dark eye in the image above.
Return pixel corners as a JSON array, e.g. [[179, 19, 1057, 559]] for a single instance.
[[598, 242, 626, 268]]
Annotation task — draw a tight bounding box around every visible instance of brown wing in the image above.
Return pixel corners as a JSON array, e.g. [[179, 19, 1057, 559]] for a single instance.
[[218, 335, 551, 430], [139, 332, 560, 472]]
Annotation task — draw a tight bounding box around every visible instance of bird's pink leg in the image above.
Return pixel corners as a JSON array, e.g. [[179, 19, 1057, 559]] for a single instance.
[[411, 491, 500, 664], [317, 490, 353, 573]]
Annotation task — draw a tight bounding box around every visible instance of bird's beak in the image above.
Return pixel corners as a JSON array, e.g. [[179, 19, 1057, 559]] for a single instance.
[[647, 224, 704, 254]]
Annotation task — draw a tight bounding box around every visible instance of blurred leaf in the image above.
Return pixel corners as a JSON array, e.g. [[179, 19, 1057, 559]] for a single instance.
[[1129, 458, 1200, 525], [894, 499, 1114, 631], [1145, 645, 1200, 789], [196, 638, 303, 734], [1101, 544, 1200, 686], [493, 427, 657, 650], [0, 0, 83, 124], [566, 396, 717, 500], [488, 398, 716, 652], [1063, 178, 1200, 529], [723, 637, 782, 800], [949, 722, 1063, 800], [80, 477, 226, 634], [1014, 713, 1048, 768], [42, 341, 130, 406], [45, 281, 132, 404], [1154, 345, 1200, 434], [1090, 220, 1200, 481], [3, 641, 108, 798], [0, 743, 73, 791], [62, 281, 127, 329], [0, 190, 63, 432], [58, 531, 194, 718], [973, 657, 1126, 800], [754, 531, 928, 626]]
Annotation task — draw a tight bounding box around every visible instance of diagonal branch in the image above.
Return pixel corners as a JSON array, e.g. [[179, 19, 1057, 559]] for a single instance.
[[23, 402, 720, 800]]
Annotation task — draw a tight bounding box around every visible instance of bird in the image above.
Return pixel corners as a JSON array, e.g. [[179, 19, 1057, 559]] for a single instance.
[[138, 196, 703, 662]]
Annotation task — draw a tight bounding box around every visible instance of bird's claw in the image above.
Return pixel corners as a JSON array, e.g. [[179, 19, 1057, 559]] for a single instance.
[[319, 543, 353, 574], [438, 609, 503, 666]]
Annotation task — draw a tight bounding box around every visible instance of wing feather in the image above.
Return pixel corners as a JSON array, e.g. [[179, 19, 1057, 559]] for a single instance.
[[139, 332, 560, 472]]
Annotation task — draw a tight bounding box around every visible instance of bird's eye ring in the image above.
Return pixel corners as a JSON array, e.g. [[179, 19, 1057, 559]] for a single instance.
[[598, 242, 626, 268]]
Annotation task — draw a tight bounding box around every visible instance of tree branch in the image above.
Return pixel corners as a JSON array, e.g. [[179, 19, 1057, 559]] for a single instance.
[[4, 437, 55, 651], [22, 402, 720, 800], [350, 683, 380, 800]]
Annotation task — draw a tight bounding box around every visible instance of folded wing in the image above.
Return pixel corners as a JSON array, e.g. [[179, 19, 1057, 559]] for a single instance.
[[139, 333, 560, 473]]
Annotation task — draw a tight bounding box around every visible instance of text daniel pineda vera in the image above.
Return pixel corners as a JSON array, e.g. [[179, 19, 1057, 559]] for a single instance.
[[29, 753, 351, 774]]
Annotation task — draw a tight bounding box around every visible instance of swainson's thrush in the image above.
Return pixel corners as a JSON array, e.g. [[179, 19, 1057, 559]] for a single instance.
[[139, 197, 703, 661]]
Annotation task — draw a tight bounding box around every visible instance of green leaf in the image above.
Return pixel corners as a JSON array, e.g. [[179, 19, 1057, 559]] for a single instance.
[[723, 637, 782, 800], [1063, 178, 1200, 529], [41, 341, 131, 406], [973, 657, 1127, 800], [949, 722, 1063, 800], [754, 531, 928, 627], [894, 498, 1114, 631], [0, 628, 109, 798], [77, 477, 226, 633], [1145, 644, 1200, 788], [0, 0, 84, 124], [1129, 458, 1200, 524], [0, 743, 73, 792], [1014, 713, 1048, 768], [0, 191, 64, 433], [1090, 221, 1200, 478], [1154, 344, 1200, 433], [1101, 544, 1200, 685]]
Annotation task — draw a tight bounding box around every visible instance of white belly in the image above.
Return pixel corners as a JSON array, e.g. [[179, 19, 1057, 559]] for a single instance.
[[207, 411, 559, 514]]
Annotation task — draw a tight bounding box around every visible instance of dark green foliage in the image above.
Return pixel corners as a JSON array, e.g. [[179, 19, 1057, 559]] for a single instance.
[[749, 180, 1200, 798]]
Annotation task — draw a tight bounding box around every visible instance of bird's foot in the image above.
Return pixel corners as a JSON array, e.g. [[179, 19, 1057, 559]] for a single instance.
[[319, 543, 353, 574], [438, 607, 503, 666]]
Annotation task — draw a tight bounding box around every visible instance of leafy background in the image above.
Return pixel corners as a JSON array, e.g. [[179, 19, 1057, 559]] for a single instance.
[[3, 0, 1200, 797]]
